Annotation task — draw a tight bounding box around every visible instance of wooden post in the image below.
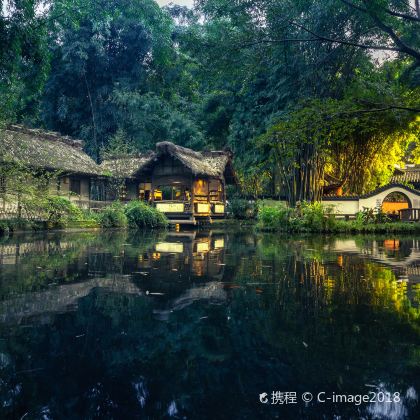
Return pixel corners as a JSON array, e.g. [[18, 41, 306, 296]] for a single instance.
[[191, 175, 195, 215]]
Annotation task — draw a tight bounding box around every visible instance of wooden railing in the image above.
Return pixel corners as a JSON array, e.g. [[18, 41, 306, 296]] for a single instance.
[[76, 200, 115, 210], [399, 208, 420, 222], [153, 200, 192, 213]]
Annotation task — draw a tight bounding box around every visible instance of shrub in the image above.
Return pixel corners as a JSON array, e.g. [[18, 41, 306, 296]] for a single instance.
[[258, 204, 293, 230], [299, 201, 336, 231], [124, 200, 168, 229], [358, 207, 391, 224], [256, 200, 418, 233], [0, 220, 11, 235], [228, 196, 258, 219], [97, 202, 128, 228], [45, 196, 84, 227], [0, 218, 37, 235], [257, 201, 337, 232]]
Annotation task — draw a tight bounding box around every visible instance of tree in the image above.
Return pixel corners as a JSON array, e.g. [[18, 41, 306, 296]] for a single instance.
[[42, 0, 163, 157], [187, 1, 419, 199], [0, 0, 50, 125], [258, 78, 419, 204]]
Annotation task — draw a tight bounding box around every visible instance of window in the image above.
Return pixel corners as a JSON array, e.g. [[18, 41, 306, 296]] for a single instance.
[[194, 179, 208, 197], [139, 183, 151, 201], [90, 179, 107, 201], [70, 178, 81, 195], [209, 179, 223, 202], [154, 185, 187, 201]]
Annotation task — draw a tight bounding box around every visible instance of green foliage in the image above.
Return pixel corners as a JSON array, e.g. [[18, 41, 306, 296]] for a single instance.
[[227, 197, 258, 219], [256, 201, 420, 233], [0, 162, 60, 220], [0, 0, 50, 125], [1, 0, 419, 202], [0, 218, 37, 235], [357, 207, 392, 224], [44, 196, 84, 227], [258, 201, 337, 232], [41, 0, 202, 157], [257, 87, 419, 203], [111, 91, 205, 152], [124, 200, 168, 229], [299, 201, 337, 231], [189, 0, 418, 199], [332, 220, 420, 234], [258, 204, 294, 230], [97, 203, 128, 229], [66, 219, 100, 229]]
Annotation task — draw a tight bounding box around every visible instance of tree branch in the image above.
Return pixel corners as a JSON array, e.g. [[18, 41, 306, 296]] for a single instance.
[[341, 0, 420, 60], [361, 0, 420, 61], [333, 104, 420, 116], [384, 8, 420, 22], [341, 0, 420, 21], [289, 20, 401, 52], [237, 37, 323, 48]]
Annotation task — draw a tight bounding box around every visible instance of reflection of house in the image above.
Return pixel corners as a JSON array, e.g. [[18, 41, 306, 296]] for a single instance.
[[0, 230, 233, 323], [101, 142, 237, 224], [1, 126, 236, 223], [327, 238, 420, 284], [0, 277, 143, 324], [138, 231, 227, 280]]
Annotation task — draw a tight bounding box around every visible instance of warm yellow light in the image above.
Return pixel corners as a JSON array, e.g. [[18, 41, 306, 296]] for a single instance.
[[156, 202, 184, 213], [155, 242, 184, 253], [196, 242, 209, 252], [196, 203, 210, 213], [214, 204, 225, 213], [154, 189, 162, 200], [214, 238, 224, 249], [194, 179, 208, 195]]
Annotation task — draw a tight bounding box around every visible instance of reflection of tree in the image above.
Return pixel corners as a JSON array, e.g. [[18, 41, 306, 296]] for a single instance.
[[233, 241, 420, 417], [0, 231, 420, 418], [0, 231, 163, 300]]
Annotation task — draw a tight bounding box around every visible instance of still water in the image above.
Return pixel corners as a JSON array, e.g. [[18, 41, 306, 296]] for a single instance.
[[0, 229, 419, 419]]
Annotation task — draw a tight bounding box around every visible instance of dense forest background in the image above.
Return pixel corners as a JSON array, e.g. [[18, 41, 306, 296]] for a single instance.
[[1, 0, 419, 202]]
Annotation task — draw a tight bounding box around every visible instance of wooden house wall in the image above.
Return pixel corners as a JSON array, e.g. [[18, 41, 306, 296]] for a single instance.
[[59, 176, 90, 203], [125, 181, 138, 200]]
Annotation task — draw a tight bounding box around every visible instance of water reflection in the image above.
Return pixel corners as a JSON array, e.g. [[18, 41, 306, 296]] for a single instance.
[[0, 230, 419, 419]]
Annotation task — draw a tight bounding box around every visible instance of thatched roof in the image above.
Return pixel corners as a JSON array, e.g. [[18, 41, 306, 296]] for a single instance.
[[0, 125, 101, 175], [100, 154, 154, 178], [155, 141, 233, 178], [391, 165, 420, 185], [101, 141, 236, 183], [0, 126, 236, 182]]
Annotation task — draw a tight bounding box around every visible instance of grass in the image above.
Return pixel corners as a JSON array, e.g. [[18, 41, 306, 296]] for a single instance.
[[256, 202, 420, 233], [331, 220, 420, 233]]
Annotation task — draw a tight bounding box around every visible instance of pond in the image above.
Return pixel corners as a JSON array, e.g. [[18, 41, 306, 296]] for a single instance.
[[0, 229, 419, 419]]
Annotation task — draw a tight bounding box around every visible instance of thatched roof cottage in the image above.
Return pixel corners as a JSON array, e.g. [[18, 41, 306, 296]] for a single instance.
[[101, 141, 237, 223], [0, 125, 102, 210], [1, 126, 236, 223]]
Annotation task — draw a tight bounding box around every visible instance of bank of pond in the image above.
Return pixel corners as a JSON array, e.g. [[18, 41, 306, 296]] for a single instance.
[[0, 199, 168, 235], [2, 197, 420, 236]]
